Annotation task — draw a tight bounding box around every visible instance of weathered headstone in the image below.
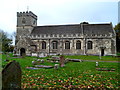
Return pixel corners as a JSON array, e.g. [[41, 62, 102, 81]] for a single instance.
[[37, 59, 41, 62], [39, 53, 44, 57], [2, 60, 22, 89], [56, 61, 58, 63], [54, 64, 59, 69], [65, 58, 69, 64], [60, 55, 65, 67], [41, 59, 44, 63], [32, 53, 37, 57], [69, 59, 82, 62], [96, 62, 99, 67], [35, 65, 53, 69], [32, 61, 37, 65]]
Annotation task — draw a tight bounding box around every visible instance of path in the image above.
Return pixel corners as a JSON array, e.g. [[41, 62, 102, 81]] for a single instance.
[[83, 60, 120, 63]]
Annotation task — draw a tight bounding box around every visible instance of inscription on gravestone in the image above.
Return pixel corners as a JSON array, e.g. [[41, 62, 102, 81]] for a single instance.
[[2, 60, 22, 89]]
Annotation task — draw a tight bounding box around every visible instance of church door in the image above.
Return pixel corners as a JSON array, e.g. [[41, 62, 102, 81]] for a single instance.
[[101, 49, 104, 56], [20, 48, 26, 56]]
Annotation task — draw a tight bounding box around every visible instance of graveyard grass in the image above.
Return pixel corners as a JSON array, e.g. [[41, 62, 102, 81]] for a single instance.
[[1, 54, 120, 89]]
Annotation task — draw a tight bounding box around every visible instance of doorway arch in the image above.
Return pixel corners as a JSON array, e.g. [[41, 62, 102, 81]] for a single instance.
[[20, 48, 26, 56], [101, 49, 104, 56]]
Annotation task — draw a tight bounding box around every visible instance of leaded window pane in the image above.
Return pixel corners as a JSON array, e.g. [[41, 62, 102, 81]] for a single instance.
[[52, 41, 58, 49], [65, 41, 70, 49], [87, 41, 92, 49], [76, 41, 81, 49], [42, 41, 46, 49]]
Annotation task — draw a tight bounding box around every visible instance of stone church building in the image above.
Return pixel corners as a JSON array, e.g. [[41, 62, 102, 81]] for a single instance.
[[14, 11, 116, 56]]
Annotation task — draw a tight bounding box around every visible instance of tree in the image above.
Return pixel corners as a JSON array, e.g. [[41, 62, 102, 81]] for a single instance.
[[114, 23, 120, 52], [114, 23, 120, 38], [0, 30, 13, 53], [12, 31, 16, 45]]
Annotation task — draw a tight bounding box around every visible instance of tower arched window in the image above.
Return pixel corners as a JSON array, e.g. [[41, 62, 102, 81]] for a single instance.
[[87, 41, 93, 49], [76, 41, 81, 49], [52, 41, 58, 49], [42, 41, 46, 49], [65, 41, 70, 49]]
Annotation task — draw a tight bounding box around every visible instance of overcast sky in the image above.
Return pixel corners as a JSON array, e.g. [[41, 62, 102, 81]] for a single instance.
[[0, 0, 119, 35]]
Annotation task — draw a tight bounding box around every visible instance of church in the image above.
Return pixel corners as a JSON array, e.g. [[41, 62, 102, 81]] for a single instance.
[[14, 11, 116, 56]]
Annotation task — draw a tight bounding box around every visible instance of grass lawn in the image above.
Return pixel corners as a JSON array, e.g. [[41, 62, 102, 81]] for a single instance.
[[1, 54, 120, 89], [65, 55, 119, 61]]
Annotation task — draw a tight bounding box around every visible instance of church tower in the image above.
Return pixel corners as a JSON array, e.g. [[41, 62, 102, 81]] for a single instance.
[[16, 11, 37, 44]]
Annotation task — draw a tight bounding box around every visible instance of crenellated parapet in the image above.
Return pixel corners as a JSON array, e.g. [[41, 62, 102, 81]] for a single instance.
[[17, 11, 37, 20]]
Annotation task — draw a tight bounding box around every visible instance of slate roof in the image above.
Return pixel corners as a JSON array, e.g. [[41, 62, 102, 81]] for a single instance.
[[83, 24, 114, 35], [31, 24, 82, 35], [31, 23, 114, 35]]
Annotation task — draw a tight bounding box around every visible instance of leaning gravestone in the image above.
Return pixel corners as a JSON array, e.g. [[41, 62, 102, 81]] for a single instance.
[[60, 55, 65, 67], [2, 60, 22, 89]]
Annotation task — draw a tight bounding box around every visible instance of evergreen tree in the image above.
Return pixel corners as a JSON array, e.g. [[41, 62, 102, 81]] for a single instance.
[[114, 23, 120, 52], [0, 30, 13, 53]]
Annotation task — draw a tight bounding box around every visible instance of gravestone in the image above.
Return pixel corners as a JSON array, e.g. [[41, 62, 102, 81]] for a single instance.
[[60, 55, 65, 67], [39, 53, 45, 57], [37, 59, 41, 62], [35, 65, 53, 69], [96, 62, 99, 67], [54, 64, 59, 69], [32, 61, 37, 65], [41, 59, 44, 63], [69, 59, 82, 62], [32, 53, 37, 56], [2, 60, 22, 89], [52, 56, 60, 61]]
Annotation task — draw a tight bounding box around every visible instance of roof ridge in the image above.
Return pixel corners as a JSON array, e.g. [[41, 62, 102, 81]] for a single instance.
[[86, 23, 111, 25], [36, 24, 80, 27]]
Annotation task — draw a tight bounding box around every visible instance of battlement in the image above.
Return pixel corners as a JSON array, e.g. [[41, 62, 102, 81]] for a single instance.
[[17, 11, 37, 19]]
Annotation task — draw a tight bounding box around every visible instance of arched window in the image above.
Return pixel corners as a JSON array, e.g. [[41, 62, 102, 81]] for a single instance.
[[65, 41, 70, 49], [42, 41, 46, 49], [87, 41, 93, 49], [52, 41, 58, 49], [76, 41, 81, 49]]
